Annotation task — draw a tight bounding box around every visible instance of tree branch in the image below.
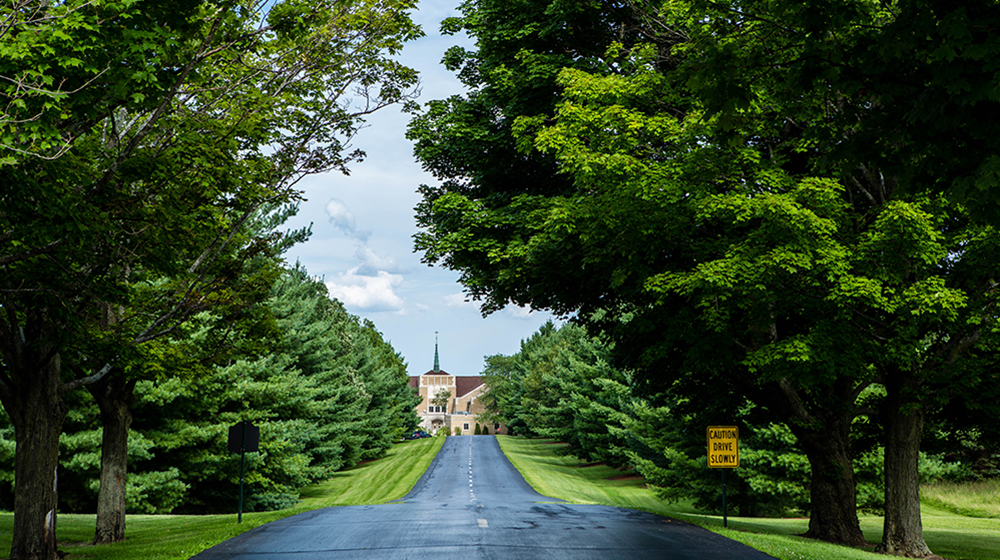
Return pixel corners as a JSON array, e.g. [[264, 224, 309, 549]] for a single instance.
[[777, 376, 816, 426], [61, 361, 114, 394], [0, 240, 64, 266]]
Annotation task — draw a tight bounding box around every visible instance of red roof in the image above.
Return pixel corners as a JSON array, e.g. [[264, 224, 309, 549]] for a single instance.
[[455, 376, 484, 398]]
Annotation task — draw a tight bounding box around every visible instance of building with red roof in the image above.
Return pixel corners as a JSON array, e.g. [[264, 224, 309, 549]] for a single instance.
[[408, 333, 506, 436]]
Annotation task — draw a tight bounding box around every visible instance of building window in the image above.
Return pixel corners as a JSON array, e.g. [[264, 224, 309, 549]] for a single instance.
[[463, 423, 469, 431]]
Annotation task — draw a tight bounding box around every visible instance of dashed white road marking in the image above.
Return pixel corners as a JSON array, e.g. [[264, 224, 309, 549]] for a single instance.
[[470, 441, 477, 501], [478, 519, 489, 528]]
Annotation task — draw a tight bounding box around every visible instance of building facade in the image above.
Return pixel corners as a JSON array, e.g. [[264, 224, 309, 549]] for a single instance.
[[408, 336, 506, 435]]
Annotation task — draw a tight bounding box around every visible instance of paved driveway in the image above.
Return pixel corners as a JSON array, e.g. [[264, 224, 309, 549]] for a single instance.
[[191, 435, 776, 559]]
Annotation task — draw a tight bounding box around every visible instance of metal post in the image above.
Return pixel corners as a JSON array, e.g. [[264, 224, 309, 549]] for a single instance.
[[238, 420, 247, 523], [722, 468, 727, 529]]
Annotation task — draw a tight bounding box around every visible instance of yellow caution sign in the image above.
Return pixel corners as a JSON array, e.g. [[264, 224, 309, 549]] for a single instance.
[[707, 426, 739, 468]]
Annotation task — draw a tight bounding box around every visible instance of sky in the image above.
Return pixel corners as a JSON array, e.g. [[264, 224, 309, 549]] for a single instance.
[[281, 0, 557, 377]]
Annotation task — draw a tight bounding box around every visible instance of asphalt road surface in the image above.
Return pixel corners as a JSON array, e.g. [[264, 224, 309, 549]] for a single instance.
[[191, 436, 776, 559]]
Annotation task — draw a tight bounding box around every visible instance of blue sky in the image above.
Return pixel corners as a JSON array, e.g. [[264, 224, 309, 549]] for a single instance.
[[282, 0, 558, 376]]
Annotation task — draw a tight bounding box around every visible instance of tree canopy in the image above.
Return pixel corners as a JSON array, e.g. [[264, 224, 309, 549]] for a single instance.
[[1, 0, 420, 557], [410, 0, 1000, 555]]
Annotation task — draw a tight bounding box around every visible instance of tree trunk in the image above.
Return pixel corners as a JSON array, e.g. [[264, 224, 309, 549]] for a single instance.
[[789, 414, 869, 547], [878, 371, 932, 557], [765, 376, 868, 547], [2, 353, 67, 560], [88, 374, 136, 544]]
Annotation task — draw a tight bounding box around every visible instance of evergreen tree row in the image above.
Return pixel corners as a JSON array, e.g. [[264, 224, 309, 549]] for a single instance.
[[0, 265, 420, 514], [482, 322, 978, 518]]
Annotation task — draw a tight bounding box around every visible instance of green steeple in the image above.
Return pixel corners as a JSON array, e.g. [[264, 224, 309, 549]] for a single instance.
[[433, 331, 440, 372]]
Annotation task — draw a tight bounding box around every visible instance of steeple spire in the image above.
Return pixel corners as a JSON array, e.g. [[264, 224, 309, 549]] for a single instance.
[[433, 331, 440, 372]]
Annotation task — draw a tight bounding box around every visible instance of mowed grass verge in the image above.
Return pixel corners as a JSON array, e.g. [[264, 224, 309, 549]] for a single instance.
[[0, 437, 444, 560], [922, 479, 1000, 519], [496, 436, 1000, 560]]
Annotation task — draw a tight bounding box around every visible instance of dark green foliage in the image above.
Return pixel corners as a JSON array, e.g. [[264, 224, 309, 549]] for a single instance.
[[355, 319, 422, 453], [411, 0, 1000, 549], [0, 265, 419, 514], [674, 0, 1000, 221], [156, 266, 419, 513], [482, 322, 630, 467], [479, 354, 535, 437], [1, 0, 422, 552]]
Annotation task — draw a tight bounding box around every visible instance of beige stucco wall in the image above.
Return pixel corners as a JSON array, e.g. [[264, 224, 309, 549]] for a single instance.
[[453, 384, 485, 415], [412, 375, 507, 435], [418, 375, 455, 414]]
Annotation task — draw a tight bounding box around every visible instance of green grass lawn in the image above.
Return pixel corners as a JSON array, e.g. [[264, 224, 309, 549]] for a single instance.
[[496, 436, 1000, 560], [0, 437, 444, 560], [922, 479, 1000, 519]]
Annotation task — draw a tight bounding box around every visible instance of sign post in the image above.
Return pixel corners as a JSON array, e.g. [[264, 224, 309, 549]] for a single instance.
[[707, 426, 739, 528], [228, 421, 260, 523]]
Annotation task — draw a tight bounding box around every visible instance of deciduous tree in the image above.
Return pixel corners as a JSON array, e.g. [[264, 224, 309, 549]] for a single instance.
[[0, 0, 420, 556], [409, 1, 1000, 554]]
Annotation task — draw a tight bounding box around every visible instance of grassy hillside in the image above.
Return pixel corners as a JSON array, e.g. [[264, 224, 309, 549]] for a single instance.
[[497, 436, 1000, 560]]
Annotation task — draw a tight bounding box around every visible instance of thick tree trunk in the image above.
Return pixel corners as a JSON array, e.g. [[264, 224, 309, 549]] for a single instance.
[[878, 373, 932, 557], [765, 376, 868, 547], [3, 354, 67, 560], [88, 374, 136, 544], [789, 414, 869, 547]]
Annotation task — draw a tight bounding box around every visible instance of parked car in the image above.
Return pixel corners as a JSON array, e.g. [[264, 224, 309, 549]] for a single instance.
[[405, 430, 432, 440]]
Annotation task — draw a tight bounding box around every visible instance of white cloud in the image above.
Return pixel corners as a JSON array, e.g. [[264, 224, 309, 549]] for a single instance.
[[444, 295, 534, 318], [325, 198, 355, 230], [504, 304, 536, 319], [444, 293, 474, 307], [325, 198, 371, 242], [355, 245, 401, 275], [326, 267, 405, 312]]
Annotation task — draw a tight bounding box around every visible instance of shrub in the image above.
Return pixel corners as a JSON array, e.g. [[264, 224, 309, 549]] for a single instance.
[[247, 492, 300, 512], [454, 427, 462, 435], [474, 424, 481, 435], [124, 468, 189, 514]]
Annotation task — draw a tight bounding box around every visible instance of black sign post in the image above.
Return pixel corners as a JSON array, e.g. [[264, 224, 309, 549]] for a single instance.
[[228, 421, 259, 523], [722, 468, 727, 529], [707, 426, 738, 529]]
